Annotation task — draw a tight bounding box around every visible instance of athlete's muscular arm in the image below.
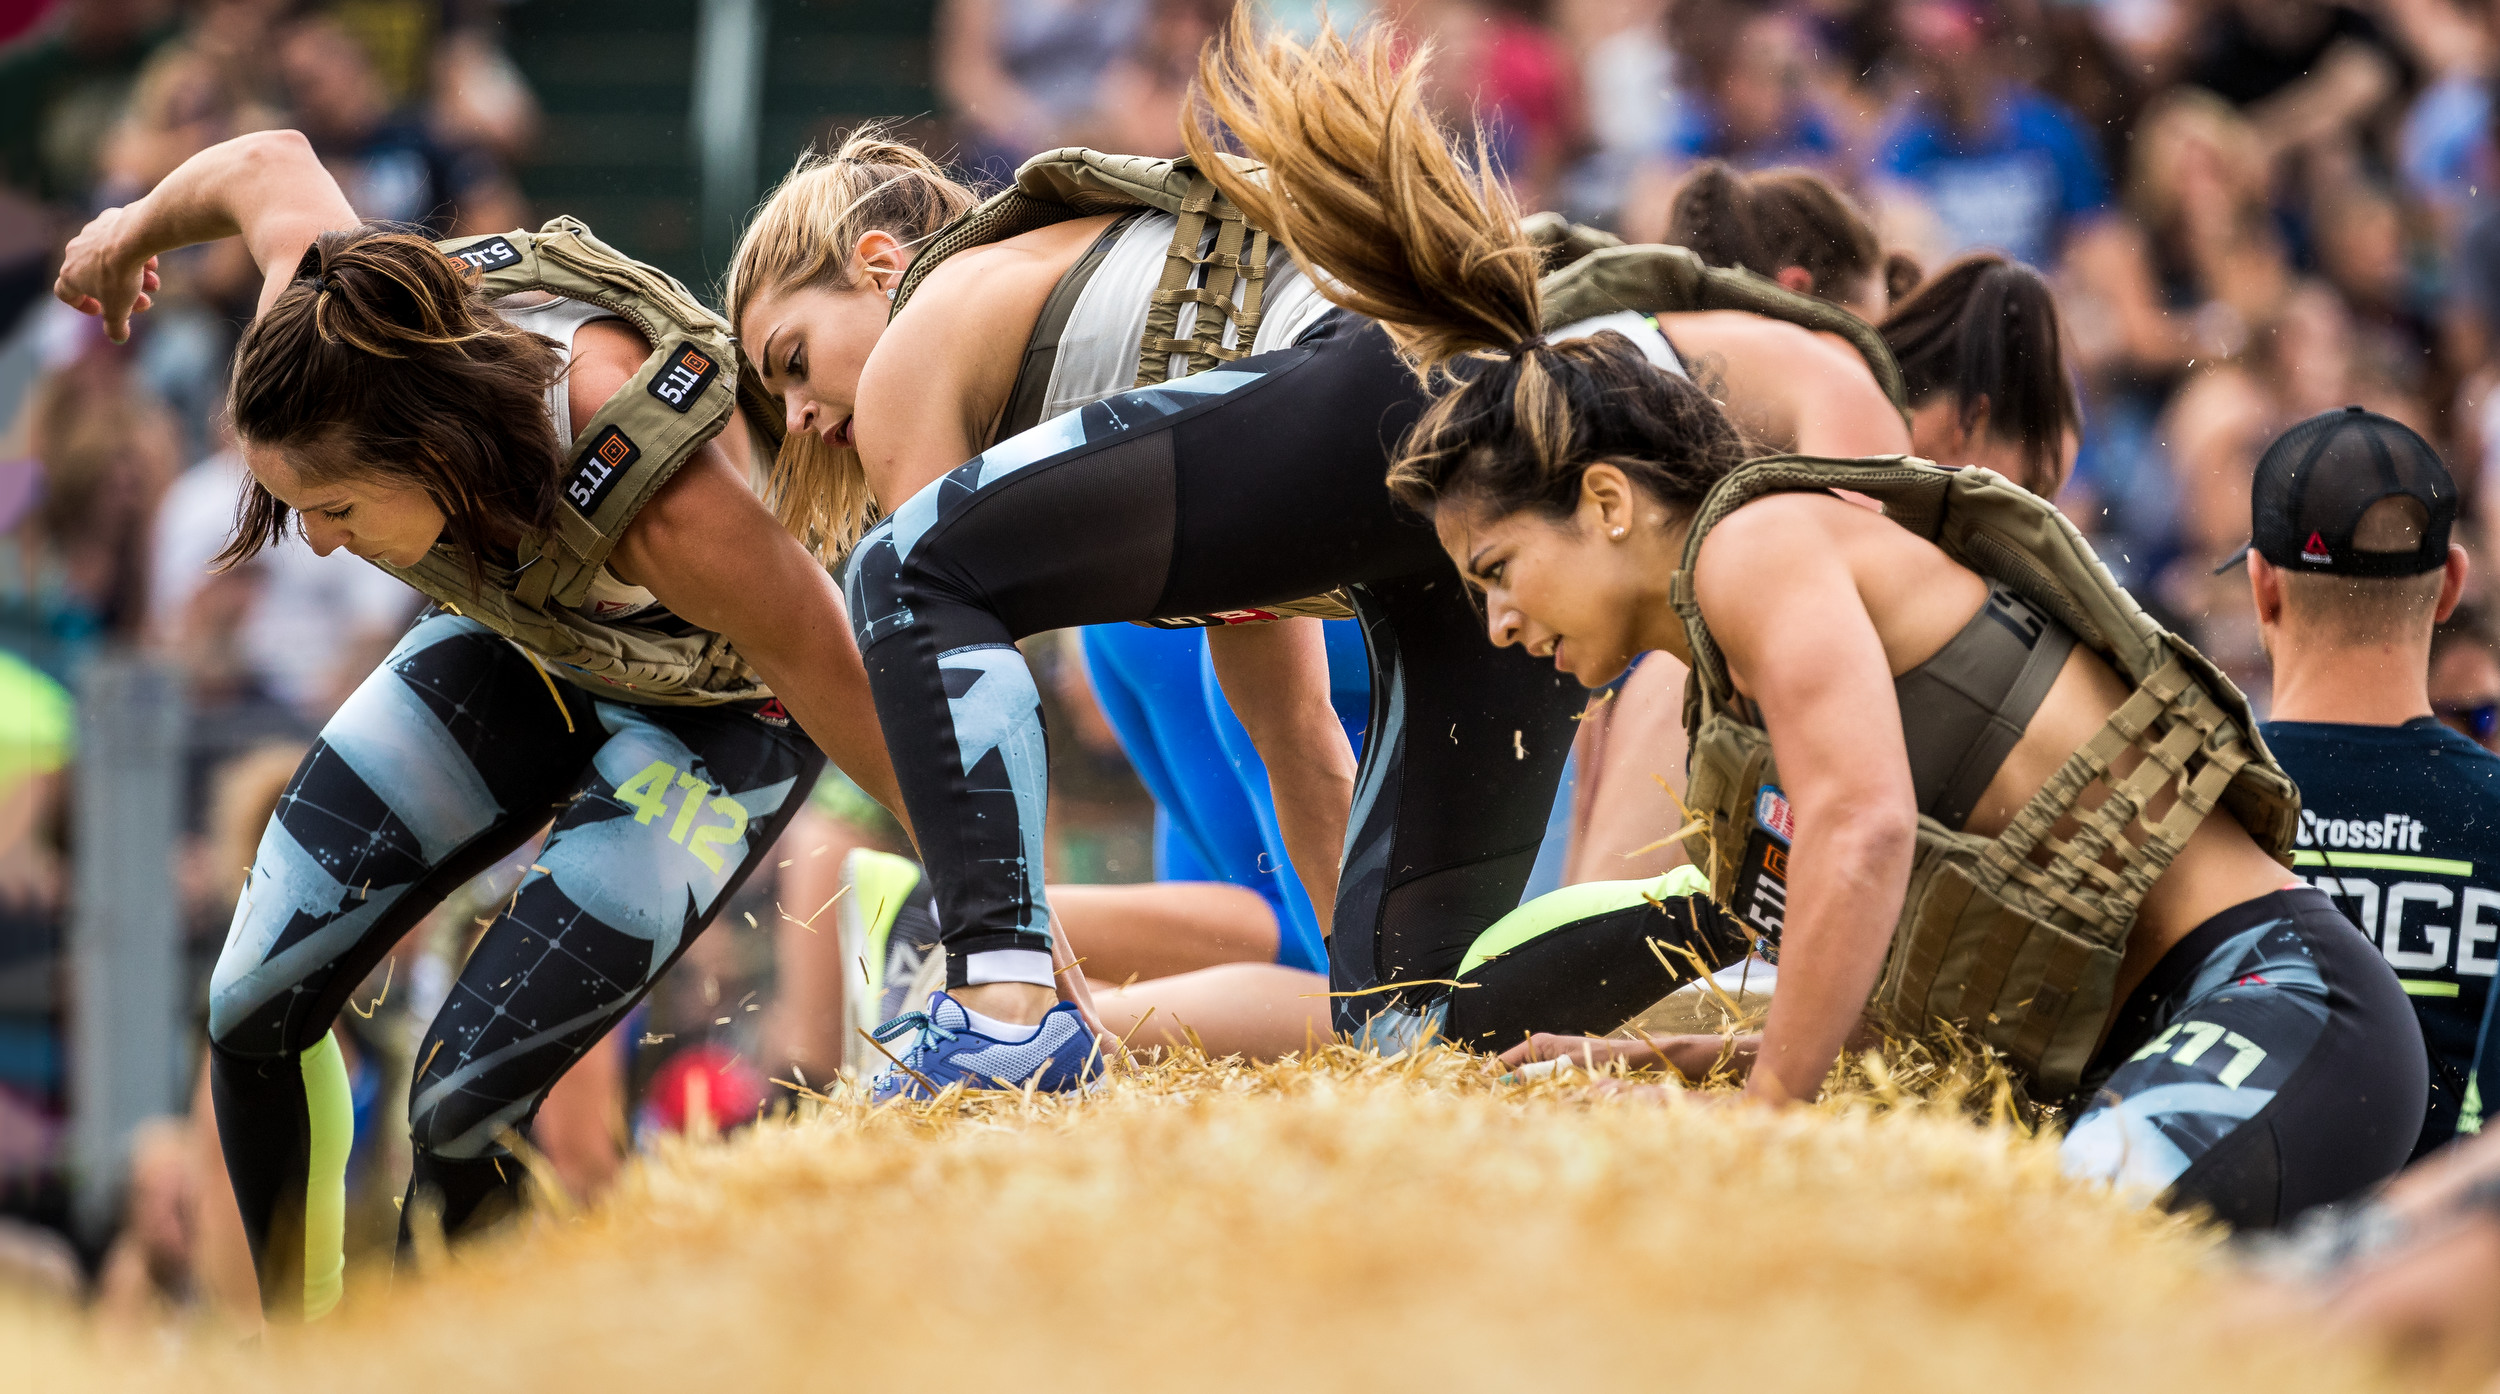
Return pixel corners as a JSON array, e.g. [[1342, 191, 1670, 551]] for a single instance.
[[1695, 495, 1918, 1104], [1657, 312, 1910, 458], [570, 325, 910, 831], [852, 217, 1123, 508], [1207, 620, 1357, 933], [55, 130, 359, 339]]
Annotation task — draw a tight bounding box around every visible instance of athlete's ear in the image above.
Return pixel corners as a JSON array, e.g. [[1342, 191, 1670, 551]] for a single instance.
[[2247, 551, 2285, 630], [1958, 394, 1993, 454], [1579, 463, 1637, 537], [1775, 266, 1816, 297], [853, 229, 908, 291], [2438, 543, 2472, 623]]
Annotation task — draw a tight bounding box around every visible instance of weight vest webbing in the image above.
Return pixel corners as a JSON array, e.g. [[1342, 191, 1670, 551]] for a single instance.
[[1671, 456, 2298, 1095], [377, 217, 778, 705], [1528, 217, 1910, 416], [894, 147, 1358, 628], [892, 147, 1275, 389]]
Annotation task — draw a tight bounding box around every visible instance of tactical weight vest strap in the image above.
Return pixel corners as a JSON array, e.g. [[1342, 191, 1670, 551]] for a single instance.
[[893, 148, 1274, 389], [891, 148, 1350, 627], [1538, 240, 1910, 416], [366, 217, 771, 705], [1671, 455, 2297, 1093]]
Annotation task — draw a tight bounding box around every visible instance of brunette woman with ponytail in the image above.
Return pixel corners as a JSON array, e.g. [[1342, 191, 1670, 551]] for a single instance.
[[1288, 58, 2418, 1227], [1880, 252, 2083, 499], [1663, 160, 1894, 322], [811, 17, 1920, 1091], [49, 130, 945, 1319]]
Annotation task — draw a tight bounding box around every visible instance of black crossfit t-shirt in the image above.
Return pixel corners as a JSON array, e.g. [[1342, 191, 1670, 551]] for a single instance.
[[2262, 717, 2500, 1155]]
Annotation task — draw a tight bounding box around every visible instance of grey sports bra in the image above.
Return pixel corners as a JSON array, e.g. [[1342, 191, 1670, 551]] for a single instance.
[[992, 212, 1141, 443], [1896, 582, 2077, 830]]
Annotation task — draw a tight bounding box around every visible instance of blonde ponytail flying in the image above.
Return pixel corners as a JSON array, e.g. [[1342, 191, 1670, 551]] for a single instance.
[[1183, 16, 1543, 376]]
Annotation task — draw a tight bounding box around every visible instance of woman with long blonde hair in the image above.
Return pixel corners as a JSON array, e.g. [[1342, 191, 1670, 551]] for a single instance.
[[723, 15, 1909, 1095]]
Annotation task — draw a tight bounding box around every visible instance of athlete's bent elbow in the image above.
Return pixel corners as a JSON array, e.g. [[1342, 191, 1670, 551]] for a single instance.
[[233, 128, 321, 178]]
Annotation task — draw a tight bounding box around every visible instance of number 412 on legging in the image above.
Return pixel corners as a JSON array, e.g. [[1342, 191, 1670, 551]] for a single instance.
[[613, 761, 750, 871]]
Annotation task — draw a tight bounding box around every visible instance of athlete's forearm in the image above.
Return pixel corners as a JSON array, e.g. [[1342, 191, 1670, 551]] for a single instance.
[[1208, 619, 1355, 933], [129, 132, 350, 259], [1745, 804, 1911, 1103], [615, 453, 912, 838], [734, 588, 911, 840], [57, 131, 356, 339]]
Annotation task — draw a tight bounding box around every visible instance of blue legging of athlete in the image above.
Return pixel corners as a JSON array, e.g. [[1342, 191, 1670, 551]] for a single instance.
[[1078, 621, 1369, 974]]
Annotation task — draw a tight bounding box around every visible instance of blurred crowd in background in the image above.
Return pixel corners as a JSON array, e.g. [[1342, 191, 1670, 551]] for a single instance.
[[7, 0, 2500, 1329]]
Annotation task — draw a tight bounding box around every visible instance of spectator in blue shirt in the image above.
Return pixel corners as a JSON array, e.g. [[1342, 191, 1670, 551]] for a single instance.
[[1663, 0, 1841, 172], [1874, 0, 2111, 268]]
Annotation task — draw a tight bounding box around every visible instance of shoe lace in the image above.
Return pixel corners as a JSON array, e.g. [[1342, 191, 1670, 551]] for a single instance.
[[870, 1010, 957, 1053]]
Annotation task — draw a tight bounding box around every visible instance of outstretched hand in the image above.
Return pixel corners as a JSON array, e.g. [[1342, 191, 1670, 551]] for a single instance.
[[1497, 1031, 1744, 1081], [54, 207, 161, 343]]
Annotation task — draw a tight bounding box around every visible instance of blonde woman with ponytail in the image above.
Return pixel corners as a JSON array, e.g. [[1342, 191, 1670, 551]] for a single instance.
[[728, 131, 1362, 1076], [731, 16, 1917, 1102], [49, 130, 933, 1319], [1221, 36, 2420, 1228]]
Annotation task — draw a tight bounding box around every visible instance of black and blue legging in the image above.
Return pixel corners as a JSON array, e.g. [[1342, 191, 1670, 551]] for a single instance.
[[846, 315, 1605, 1039], [206, 612, 821, 1318]]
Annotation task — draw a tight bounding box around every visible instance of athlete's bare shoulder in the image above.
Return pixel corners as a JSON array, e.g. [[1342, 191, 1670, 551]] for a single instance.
[[1698, 489, 1859, 565], [895, 213, 1124, 344], [1656, 309, 1904, 456], [565, 317, 654, 443], [859, 213, 1125, 504], [1657, 310, 1866, 380]]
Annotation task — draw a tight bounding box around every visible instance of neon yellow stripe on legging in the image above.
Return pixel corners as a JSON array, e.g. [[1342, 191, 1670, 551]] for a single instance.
[[300, 1032, 353, 1321], [1456, 865, 1712, 977]]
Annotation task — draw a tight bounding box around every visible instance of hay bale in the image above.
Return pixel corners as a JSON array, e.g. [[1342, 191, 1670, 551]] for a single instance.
[[0, 1050, 2412, 1394]]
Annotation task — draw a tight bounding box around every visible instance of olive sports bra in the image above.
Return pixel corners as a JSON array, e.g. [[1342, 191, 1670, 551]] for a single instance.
[[1896, 581, 2077, 830]]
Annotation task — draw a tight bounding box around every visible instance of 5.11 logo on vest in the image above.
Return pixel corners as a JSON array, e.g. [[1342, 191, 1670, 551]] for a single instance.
[[568, 426, 640, 514], [448, 236, 521, 274], [646, 342, 720, 413], [1731, 784, 1793, 956]]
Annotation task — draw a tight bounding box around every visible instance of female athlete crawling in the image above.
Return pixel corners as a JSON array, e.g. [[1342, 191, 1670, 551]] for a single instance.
[[53, 131, 902, 1316], [728, 34, 1904, 1091], [1210, 31, 2425, 1225]]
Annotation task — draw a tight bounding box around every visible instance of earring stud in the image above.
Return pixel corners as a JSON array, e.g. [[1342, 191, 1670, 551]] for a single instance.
[[1610, 527, 1626, 539]]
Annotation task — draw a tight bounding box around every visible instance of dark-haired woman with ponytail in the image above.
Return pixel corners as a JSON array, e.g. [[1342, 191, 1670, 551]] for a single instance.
[[52, 130, 925, 1319], [1239, 49, 2422, 1227], [1881, 252, 2083, 499], [1662, 160, 1895, 323], [1556, 157, 1919, 890], [804, 18, 1910, 1094]]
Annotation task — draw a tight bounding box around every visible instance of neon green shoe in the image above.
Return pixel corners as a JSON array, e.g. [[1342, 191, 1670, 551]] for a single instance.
[[836, 850, 943, 1078]]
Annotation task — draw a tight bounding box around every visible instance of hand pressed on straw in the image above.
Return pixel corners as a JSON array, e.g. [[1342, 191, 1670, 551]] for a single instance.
[[1498, 1032, 1739, 1081], [54, 207, 162, 343]]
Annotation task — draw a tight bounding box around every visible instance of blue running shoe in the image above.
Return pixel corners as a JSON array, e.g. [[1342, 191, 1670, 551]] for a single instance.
[[866, 992, 1100, 1102]]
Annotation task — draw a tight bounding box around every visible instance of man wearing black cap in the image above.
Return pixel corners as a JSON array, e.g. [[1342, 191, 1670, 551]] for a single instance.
[[2243, 406, 2498, 1156]]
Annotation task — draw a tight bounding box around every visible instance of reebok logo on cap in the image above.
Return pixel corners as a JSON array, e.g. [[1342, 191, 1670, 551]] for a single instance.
[[2230, 406, 2456, 579]]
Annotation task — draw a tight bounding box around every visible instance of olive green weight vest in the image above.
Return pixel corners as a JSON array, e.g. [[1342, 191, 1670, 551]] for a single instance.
[[1673, 456, 2298, 1096], [377, 218, 780, 705], [895, 147, 1366, 625], [893, 147, 1276, 387], [1526, 212, 1911, 415]]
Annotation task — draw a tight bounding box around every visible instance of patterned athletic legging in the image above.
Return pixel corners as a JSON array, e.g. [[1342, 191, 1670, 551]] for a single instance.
[[845, 316, 1586, 1041], [1467, 874, 2424, 1229], [207, 613, 822, 1318]]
